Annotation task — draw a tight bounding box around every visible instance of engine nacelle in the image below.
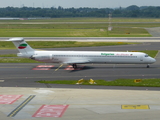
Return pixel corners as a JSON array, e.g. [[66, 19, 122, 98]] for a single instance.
[[31, 54, 52, 61]]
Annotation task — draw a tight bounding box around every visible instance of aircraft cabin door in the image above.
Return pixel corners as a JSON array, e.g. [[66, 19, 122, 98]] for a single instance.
[[50, 54, 52, 60], [140, 56, 143, 61]]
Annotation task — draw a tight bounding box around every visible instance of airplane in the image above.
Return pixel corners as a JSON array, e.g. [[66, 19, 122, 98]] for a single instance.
[[7, 37, 156, 69]]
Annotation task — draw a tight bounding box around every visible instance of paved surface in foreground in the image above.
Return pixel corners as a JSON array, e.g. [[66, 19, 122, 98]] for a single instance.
[[0, 87, 160, 120]]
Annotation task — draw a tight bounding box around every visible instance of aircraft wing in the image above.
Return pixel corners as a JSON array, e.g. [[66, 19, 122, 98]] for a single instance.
[[63, 59, 90, 64]]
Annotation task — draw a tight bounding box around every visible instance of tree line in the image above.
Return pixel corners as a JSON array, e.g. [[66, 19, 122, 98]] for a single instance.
[[0, 5, 160, 18]]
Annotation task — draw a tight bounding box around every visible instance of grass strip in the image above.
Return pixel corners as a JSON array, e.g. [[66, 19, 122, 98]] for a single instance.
[[0, 58, 42, 63], [0, 41, 136, 49], [0, 23, 158, 29], [37, 78, 160, 87], [0, 27, 151, 37], [0, 54, 17, 57]]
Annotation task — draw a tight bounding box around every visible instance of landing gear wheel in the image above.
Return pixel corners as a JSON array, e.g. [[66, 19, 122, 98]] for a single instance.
[[72, 64, 77, 69], [147, 64, 150, 68]]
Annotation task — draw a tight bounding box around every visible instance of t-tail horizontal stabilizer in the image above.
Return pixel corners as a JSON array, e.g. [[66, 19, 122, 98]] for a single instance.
[[6, 38, 34, 57]]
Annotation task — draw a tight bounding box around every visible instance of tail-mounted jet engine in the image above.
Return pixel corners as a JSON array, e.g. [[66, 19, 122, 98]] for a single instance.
[[30, 54, 52, 61]]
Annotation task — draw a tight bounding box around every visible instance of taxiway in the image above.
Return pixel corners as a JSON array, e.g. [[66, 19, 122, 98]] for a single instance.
[[0, 42, 160, 89]]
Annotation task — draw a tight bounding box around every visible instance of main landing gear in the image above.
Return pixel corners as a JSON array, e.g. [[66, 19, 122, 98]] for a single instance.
[[72, 64, 77, 69], [147, 64, 150, 68]]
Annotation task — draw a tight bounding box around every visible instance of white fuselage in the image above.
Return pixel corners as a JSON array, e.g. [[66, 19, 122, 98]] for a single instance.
[[29, 51, 156, 64], [8, 37, 156, 67]]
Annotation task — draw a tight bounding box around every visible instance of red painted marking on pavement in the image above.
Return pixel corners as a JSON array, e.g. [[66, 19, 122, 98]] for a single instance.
[[32, 68, 51, 70], [0, 95, 23, 104], [36, 65, 54, 68], [32, 105, 69, 117], [64, 65, 84, 70]]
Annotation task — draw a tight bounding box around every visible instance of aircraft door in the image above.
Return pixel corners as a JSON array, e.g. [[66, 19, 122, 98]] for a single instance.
[[49, 54, 52, 60], [140, 55, 143, 61]]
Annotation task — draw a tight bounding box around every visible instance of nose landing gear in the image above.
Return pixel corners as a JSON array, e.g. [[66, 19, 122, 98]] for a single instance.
[[147, 64, 150, 68], [72, 64, 77, 69]]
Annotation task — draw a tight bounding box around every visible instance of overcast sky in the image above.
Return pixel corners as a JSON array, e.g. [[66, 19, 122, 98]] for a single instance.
[[1, 0, 160, 8]]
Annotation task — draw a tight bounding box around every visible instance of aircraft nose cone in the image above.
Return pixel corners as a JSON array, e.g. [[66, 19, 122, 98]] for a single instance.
[[151, 58, 156, 63]]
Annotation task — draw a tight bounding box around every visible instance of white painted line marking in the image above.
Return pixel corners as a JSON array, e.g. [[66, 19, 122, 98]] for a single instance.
[[0, 80, 4, 82]]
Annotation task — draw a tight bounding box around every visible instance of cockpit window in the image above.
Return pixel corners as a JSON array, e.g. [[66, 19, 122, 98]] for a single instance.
[[145, 54, 149, 57]]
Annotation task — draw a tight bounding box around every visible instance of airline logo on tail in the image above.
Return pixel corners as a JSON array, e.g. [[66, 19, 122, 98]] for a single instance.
[[18, 43, 27, 49]]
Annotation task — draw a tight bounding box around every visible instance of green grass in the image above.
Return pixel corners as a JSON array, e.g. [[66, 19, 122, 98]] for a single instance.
[[37, 78, 160, 87], [0, 29, 107, 37], [109, 27, 151, 37], [0, 54, 17, 57], [0, 18, 160, 37], [2, 23, 160, 29], [30, 41, 135, 48], [0, 41, 135, 49], [0, 41, 16, 49], [0, 28, 151, 37], [0, 58, 41, 63]]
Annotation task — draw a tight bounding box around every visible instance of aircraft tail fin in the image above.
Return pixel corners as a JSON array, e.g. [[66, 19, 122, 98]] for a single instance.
[[7, 38, 34, 57]]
